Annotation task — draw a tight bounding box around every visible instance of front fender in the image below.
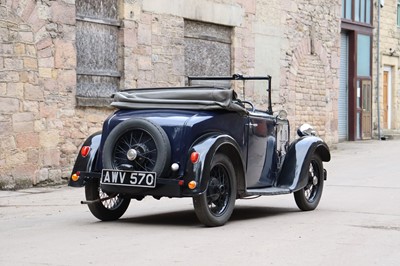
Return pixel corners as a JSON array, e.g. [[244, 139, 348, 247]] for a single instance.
[[68, 131, 102, 187], [182, 134, 245, 196], [276, 136, 330, 191]]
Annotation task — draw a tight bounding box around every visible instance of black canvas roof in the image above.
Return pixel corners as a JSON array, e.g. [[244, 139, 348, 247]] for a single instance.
[[111, 86, 247, 114]]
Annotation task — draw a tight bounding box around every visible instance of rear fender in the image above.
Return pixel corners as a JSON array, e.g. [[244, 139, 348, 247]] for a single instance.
[[182, 134, 245, 196], [276, 136, 330, 191], [68, 132, 102, 187]]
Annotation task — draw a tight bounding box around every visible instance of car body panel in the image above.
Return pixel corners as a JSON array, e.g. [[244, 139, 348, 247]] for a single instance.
[[276, 136, 330, 191], [68, 132, 101, 187]]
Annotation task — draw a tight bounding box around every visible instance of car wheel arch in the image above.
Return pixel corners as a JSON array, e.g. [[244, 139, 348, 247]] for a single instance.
[[215, 143, 245, 197], [186, 134, 245, 196]]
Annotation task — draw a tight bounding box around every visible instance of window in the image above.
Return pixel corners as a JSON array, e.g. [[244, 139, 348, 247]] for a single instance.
[[342, 0, 352, 20], [76, 0, 120, 106], [184, 20, 231, 81], [357, 34, 371, 77], [398, 0, 400, 26], [355, 0, 371, 24], [342, 0, 371, 24]]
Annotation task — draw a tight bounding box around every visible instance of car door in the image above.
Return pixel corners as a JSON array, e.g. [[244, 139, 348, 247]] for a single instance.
[[245, 112, 277, 188]]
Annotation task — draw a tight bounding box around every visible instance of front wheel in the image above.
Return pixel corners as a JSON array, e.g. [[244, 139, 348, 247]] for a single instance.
[[294, 155, 324, 211], [193, 153, 237, 227], [85, 179, 131, 221]]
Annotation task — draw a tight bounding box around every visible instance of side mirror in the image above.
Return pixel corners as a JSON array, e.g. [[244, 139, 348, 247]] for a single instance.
[[297, 123, 316, 137]]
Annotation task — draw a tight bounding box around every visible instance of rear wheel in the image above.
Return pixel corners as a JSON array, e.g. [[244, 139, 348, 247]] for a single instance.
[[102, 118, 170, 176], [85, 179, 130, 221], [294, 155, 324, 211], [193, 153, 237, 227]]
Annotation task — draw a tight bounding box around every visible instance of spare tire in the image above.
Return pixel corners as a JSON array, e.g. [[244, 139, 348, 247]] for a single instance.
[[102, 118, 171, 177]]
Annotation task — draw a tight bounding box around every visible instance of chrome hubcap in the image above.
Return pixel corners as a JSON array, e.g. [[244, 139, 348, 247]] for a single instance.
[[126, 149, 138, 161]]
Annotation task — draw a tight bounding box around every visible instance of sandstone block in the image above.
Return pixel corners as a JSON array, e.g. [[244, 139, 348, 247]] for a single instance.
[[19, 31, 34, 42], [0, 97, 19, 113], [41, 148, 61, 166], [39, 67, 52, 78], [24, 57, 38, 69], [12, 112, 33, 123], [6, 151, 28, 165], [0, 82, 6, 95], [14, 43, 26, 55], [50, 1, 75, 25], [35, 168, 49, 184], [54, 40, 76, 69], [36, 37, 53, 50], [15, 132, 40, 149], [1, 135, 16, 150], [4, 58, 23, 70], [24, 84, 44, 101], [40, 130, 60, 148], [25, 44, 37, 56], [38, 57, 54, 68], [6, 83, 24, 99]]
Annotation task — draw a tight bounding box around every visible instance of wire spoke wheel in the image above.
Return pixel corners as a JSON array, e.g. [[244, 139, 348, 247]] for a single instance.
[[112, 129, 158, 171], [85, 179, 131, 221], [102, 118, 171, 177], [98, 188, 124, 210], [193, 153, 237, 227], [294, 155, 324, 211], [206, 165, 231, 216]]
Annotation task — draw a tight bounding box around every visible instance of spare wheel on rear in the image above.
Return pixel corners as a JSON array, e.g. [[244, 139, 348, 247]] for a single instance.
[[102, 118, 171, 177]]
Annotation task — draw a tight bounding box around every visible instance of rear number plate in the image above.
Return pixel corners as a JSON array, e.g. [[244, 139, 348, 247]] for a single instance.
[[101, 169, 156, 188]]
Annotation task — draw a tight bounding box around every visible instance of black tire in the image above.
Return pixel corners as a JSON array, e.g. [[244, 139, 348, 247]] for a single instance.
[[102, 118, 171, 176], [193, 153, 237, 227], [294, 154, 324, 211], [85, 179, 131, 221]]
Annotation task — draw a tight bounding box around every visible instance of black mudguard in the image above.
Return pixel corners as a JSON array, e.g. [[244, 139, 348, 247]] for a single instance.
[[68, 132, 102, 187], [182, 134, 245, 196], [276, 136, 330, 191]]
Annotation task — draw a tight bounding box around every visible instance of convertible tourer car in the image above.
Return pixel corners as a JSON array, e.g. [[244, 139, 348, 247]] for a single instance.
[[69, 74, 330, 226]]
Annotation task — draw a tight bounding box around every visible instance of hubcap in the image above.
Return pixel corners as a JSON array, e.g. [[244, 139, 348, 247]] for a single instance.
[[127, 149, 138, 161]]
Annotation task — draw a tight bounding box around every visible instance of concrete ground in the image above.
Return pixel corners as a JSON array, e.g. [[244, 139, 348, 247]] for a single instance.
[[0, 139, 399, 266]]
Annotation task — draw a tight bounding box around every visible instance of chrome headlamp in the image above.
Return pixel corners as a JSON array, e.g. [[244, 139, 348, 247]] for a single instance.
[[297, 123, 316, 137]]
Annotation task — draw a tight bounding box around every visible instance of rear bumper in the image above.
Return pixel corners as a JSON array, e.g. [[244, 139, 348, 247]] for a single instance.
[[68, 171, 100, 187], [68, 171, 193, 198]]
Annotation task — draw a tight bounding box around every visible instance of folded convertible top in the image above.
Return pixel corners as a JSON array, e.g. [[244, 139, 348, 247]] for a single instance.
[[111, 86, 247, 114]]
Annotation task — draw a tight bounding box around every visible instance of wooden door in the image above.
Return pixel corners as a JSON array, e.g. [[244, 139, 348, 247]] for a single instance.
[[361, 80, 371, 139], [383, 71, 388, 129]]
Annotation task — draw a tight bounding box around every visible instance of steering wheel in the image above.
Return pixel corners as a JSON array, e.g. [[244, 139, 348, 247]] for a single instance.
[[241, 100, 255, 112]]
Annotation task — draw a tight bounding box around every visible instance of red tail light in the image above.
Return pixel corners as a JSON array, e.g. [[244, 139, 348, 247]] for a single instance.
[[190, 152, 199, 163], [81, 146, 90, 157]]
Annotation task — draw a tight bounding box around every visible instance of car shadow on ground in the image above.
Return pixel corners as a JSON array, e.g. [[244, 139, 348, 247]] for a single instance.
[[115, 205, 298, 227]]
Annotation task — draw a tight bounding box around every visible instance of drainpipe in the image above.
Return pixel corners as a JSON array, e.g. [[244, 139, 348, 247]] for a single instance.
[[376, 0, 382, 140]]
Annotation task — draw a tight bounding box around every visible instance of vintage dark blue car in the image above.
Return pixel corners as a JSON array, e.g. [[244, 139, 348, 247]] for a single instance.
[[69, 74, 330, 227]]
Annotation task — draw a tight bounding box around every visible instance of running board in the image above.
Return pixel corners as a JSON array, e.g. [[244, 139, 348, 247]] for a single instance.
[[245, 187, 291, 196]]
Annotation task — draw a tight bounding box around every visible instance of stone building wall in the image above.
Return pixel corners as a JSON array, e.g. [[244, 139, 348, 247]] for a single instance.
[[0, 0, 109, 189], [280, 0, 341, 143], [372, 0, 400, 131], [0, 0, 340, 189]]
